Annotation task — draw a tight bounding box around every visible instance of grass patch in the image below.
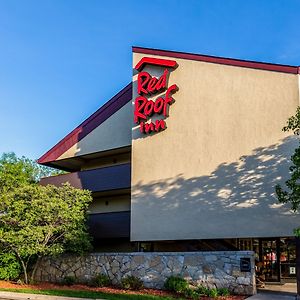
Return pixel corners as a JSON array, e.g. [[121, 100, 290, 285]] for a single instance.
[[0, 288, 178, 300]]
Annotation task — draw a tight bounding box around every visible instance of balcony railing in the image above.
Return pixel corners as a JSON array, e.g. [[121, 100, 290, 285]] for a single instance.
[[40, 163, 131, 193]]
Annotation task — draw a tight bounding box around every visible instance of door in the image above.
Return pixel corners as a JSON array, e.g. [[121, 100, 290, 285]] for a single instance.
[[260, 239, 280, 282], [279, 238, 296, 282]]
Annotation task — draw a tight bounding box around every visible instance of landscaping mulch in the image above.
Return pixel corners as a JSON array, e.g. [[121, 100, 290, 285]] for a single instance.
[[0, 281, 248, 300]]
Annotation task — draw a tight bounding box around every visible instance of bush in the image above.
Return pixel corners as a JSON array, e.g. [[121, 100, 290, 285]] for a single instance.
[[89, 274, 111, 287], [182, 287, 199, 299], [164, 276, 189, 293], [164, 278, 229, 299], [195, 285, 230, 298], [0, 252, 21, 281], [217, 287, 230, 296], [208, 288, 218, 298], [121, 275, 143, 290], [196, 285, 210, 296], [62, 275, 76, 286]]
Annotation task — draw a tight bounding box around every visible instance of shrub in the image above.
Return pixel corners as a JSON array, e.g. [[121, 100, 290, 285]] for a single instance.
[[121, 275, 143, 290], [89, 274, 111, 287], [0, 252, 21, 281], [217, 287, 230, 296], [183, 287, 199, 299], [196, 285, 210, 296], [62, 275, 76, 286], [208, 288, 219, 298], [164, 276, 189, 293]]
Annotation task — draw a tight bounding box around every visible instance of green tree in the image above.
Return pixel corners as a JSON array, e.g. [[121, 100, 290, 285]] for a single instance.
[[0, 252, 21, 280], [275, 107, 300, 236], [0, 152, 64, 192], [0, 153, 92, 283]]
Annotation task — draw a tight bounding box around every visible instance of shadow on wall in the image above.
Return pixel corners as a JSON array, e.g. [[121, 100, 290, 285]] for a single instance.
[[132, 136, 300, 240]]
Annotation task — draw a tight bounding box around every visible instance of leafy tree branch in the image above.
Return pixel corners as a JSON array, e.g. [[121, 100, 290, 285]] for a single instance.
[[275, 107, 300, 236]]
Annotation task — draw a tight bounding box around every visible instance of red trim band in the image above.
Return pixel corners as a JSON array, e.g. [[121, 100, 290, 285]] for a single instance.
[[38, 83, 132, 164], [134, 57, 177, 71], [133, 47, 299, 74]]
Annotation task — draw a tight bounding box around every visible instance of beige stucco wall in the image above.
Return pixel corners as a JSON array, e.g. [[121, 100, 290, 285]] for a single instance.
[[58, 101, 132, 160], [131, 52, 300, 241], [88, 194, 130, 214]]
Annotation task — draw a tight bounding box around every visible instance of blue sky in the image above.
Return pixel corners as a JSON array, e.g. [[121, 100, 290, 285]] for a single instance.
[[0, 0, 299, 160]]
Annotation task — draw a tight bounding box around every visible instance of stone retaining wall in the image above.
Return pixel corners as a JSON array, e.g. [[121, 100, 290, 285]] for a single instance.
[[35, 251, 256, 295]]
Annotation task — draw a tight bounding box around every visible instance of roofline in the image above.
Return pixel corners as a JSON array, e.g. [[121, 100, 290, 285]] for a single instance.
[[38, 83, 132, 165], [133, 46, 300, 74]]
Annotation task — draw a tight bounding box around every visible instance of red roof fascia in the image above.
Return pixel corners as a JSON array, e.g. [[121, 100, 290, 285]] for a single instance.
[[38, 83, 132, 164], [133, 47, 300, 74], [134, 57, 177, 71]]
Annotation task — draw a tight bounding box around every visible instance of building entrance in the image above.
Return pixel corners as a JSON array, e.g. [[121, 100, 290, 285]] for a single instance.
[[252, 238, 296, 283], [259, 239, 280, 282], [279, 238, 296, 282], [238, 237, 296, 283]]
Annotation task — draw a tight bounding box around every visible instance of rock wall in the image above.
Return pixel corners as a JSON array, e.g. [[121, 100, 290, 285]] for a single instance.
[[35, 251, 256, 295]]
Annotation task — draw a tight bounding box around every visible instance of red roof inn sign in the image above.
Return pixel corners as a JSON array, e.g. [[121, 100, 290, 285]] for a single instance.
[[134, 57, 178, 134]]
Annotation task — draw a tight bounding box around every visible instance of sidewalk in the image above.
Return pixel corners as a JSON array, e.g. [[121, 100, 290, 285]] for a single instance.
[[246, 282, 297, 299], [0, 291, 101, 300], [247, 292, 296, 299]]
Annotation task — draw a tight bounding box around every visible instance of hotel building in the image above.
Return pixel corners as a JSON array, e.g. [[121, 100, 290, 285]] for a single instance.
[[38, 47, 300, 283]]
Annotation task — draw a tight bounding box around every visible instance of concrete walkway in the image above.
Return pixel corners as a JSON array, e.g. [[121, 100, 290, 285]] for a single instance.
[[247, 292, 296, 299], [0, 291, 101, 300], [247, 283, 297, 300]]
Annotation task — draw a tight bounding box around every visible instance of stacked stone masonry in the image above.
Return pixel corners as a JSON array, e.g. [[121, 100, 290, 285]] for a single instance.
[[35, 251, 256, 295]]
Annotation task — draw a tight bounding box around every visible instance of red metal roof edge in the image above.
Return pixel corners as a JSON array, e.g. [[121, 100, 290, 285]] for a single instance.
[[132, 46, 300, 74], [38, 83, 132, 165], [134, 57, 178, 71]]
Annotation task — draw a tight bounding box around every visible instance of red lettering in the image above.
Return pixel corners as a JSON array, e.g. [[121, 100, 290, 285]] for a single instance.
[[137, 72, 150, 95], [137, 69, 169, 95], [155, 120, 166, 131], [134, 96, 147, 123], [139, 120, 166, 134], [148, 77, 158, 93], [156, 69, 168, 91], [154, 97, 164, 114], [163, 84, 178, 117], [144, 122, 155, 133], [135, 65, 178, 134], [139, 122, 144, 133], [144, 100, 155, 117], [134, 85, 178, 125]]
